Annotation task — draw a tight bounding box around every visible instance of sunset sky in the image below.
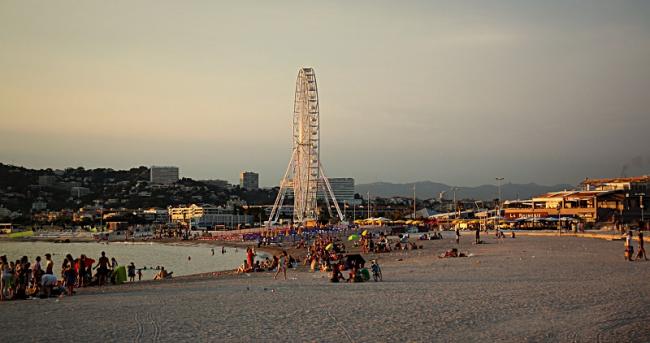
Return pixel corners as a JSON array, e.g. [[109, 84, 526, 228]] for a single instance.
[[1, 1, 649, 186]]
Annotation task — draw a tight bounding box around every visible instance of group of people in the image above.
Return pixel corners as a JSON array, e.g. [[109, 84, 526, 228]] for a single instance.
[[235, 247, 296, 280], [624, 230, 647, 261], [0, 251, 144, 300]]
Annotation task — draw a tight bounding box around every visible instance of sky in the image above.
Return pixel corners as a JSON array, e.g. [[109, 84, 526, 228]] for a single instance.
[[1, 1, 649, 187]]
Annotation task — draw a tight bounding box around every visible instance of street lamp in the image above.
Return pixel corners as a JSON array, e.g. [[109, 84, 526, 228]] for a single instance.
[[495, 178, 504, 232], [367, 191, 371, 220], [637, 193, 646, 224]]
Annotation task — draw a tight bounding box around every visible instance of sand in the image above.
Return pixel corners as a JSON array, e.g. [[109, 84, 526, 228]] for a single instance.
[[1, 234, 650, 342]]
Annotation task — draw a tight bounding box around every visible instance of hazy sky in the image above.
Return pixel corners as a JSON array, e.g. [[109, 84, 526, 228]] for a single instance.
[[1, 1, 649, 187]]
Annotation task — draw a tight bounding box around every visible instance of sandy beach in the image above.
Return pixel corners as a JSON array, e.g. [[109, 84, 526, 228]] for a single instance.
[[1, 234, 649, 342]]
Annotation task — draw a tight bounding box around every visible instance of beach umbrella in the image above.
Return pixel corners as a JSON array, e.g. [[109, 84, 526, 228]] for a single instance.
[[348, 234, 359, 241], [325, 243, 334, 251], [361, 230, 368, 236]]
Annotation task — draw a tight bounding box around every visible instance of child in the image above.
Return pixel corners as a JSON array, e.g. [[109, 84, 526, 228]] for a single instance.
[[137, 269, 143, 281], [625, 231, 634, 261], [370, 260, 382, 282]]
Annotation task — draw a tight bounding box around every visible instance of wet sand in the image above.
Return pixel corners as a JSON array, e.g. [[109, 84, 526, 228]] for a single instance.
[[1, 234, 649, 342]]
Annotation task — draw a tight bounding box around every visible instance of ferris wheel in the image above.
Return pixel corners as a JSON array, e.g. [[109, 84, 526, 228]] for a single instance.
[[268, 68, 344, 225]]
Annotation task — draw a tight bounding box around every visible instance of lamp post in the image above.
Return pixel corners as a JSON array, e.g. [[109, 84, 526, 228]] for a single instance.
[[557, 203, 562, 235], [367, 191, 370, 220], [637, 193, 646, 225], [495, 178, 504, 232], [413, 184, 417, 219]]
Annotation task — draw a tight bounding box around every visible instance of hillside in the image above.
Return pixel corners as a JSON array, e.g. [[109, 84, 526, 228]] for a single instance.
[[355, 181, 575, 201]]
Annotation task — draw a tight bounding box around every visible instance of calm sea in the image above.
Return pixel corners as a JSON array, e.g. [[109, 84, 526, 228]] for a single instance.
[[0, 241, 250, 278]]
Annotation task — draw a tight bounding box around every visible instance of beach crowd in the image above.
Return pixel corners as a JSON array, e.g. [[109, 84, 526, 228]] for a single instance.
[[0, 251, 144, 301]]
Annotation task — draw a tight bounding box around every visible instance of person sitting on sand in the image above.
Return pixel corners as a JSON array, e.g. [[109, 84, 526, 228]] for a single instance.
[[346, 266, 357, 283], [439, 248, 467, 258], [329, 263, 344, 283], [153, 267, 171, 280], [236, 260, 252, 274]]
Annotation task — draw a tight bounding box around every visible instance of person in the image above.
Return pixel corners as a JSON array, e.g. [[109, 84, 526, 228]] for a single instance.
[[0, 255, 10, 301], [636, 230, 648, 261], [455, 227, 460, 244], [475, 226, 480, 244], [137, 269, 143, 281], [221, 246, 226, 254], [625, 231, 634, 261], [128, 262, 136, 282], [111, 257, 118, 270], [211, 248, 215, 256], [236, 260, 251, 274], [153, 267, 169, 280], [77, 255, 87, 287], [63, 255, 76, 296], [94, 251, 110, 286], [246, 247, 255, 269], [31, 256, 42, 288], [370, 260, 382, 282], [274, 250, 288, 280], [44, 253, 54, 275], [329, 263, 344, 283], [40, 273, 58, 298]]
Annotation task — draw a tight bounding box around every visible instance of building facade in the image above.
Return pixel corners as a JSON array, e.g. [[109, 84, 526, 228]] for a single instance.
[[317, 177, 355, 203], [240, 171, 259, 190], [150, 166, 179, 185], [169, 204, 253, 229]]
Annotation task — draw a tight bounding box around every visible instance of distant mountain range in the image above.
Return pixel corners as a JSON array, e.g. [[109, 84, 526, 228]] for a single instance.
[[355, 181, 575, 201]]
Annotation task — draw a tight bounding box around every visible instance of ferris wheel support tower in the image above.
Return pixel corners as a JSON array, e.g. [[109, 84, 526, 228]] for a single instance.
[[268, 68, 344, 226]]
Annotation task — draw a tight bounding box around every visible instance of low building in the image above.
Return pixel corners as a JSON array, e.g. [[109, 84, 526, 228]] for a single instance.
[[142, 208, 169, 223], [503, 190, 628, 223], [169, 204, 253, 229]]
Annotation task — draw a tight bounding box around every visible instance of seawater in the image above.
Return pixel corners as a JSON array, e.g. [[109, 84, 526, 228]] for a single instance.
[[0, 241, 251, 278]]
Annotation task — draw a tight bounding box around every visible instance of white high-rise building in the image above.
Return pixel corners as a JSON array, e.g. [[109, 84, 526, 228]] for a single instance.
[[150, 166, 179, 185], [240, 171, 259, 190]]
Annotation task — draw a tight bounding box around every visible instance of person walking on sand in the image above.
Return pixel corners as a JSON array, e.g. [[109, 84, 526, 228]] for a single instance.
[[625, 231, 634, 261], [475, 226, 480, 244], [636, 230, 648, 261], [274, 250, 288, 280], [455, 227, 460, 245]]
